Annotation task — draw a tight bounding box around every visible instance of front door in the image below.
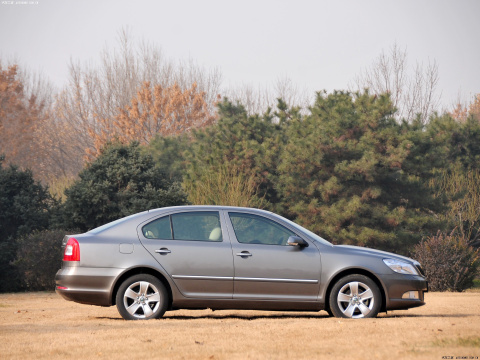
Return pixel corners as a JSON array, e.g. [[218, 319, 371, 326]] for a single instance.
[[226, 211, 321, 301], [138, 210, 233, 298]]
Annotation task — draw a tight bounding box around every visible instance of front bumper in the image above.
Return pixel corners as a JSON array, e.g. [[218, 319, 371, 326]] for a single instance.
[[380, 274, 428, 311], [55, 266, 123, 306]]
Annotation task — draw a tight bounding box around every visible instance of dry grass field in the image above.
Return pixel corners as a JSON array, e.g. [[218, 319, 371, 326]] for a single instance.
[[1, 291, 479, 360]]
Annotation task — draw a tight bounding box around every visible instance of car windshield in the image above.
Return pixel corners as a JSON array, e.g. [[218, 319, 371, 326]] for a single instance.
[[280, 216, 333, 246], [88, 213, 140, 234]]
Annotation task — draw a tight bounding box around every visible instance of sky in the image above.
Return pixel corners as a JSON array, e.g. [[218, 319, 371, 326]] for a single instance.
[[1, 0, 479, 110]]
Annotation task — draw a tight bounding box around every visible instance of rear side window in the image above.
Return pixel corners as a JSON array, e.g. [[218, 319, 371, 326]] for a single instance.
[[172, 212, 222, 241], [142, 216, 172, 239], [142, 211, 222, 242]]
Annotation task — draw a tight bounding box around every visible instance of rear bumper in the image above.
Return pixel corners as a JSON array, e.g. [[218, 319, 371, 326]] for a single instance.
[[380, 274, 428, 311], [55, 266, 123, 306]]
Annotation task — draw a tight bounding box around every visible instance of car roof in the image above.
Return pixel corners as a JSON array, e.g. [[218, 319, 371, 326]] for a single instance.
[[88, 205, 275, 235], [146, 205, 274, 214]]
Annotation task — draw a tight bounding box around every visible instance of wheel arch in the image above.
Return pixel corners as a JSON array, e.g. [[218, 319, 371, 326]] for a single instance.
[[324, 268, 387, 313], [111, 267, 174, 310]]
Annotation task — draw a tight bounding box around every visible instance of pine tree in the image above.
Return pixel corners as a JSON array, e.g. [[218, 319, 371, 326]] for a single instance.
[[277, 90, 444, 253], [184, 99, 294, 208]]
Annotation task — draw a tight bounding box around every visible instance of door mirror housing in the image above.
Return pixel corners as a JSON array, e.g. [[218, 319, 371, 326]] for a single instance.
[[287, 236, 308, 247]]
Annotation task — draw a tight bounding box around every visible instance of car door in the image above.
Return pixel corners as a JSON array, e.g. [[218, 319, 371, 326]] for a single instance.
[[138, 210, 234, 299], [226, 211, 321, 301]]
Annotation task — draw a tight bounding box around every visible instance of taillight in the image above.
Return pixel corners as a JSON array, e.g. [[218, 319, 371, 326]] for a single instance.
[[63, 237, 80, 261]]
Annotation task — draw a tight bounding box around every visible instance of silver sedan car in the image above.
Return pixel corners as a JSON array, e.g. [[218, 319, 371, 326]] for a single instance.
[[55, 206, 428, 320]]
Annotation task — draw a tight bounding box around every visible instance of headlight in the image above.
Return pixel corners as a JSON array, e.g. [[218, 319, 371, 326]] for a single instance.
[[383, 258, 419, 275]]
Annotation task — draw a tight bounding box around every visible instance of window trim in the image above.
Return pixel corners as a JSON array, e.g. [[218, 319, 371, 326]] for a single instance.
[[141, 211, 223, 242], [227, 211, 298, 246], [142, 215, 173, 240]]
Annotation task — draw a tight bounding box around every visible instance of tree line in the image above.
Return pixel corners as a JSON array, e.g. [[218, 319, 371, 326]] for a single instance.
[[1, 36, 479, 293]]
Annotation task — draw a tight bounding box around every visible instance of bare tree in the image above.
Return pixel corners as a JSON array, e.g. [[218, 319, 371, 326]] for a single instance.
[[4, 64, 81, 185], [451, 93, 480, 123], [0, 61, 57, 180], [89, 81, 215, 157], [54, 28, 222, 172], [351, 43, 441, 124], [224, 83, 272, 115], [273, 77, 313, 111], [224, 76, 312, 116]]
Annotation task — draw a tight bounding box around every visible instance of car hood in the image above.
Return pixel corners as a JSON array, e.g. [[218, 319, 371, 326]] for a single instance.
[[334, 245, 416, 263]]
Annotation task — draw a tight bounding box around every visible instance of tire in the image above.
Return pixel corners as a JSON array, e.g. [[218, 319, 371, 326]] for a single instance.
[[116, 274, 168, 320], [329, 274, 382, 319]]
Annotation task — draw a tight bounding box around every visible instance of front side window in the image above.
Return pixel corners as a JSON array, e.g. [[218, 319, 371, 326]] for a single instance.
[[142, 211, 222, 242], [228, 212, 295, 245]]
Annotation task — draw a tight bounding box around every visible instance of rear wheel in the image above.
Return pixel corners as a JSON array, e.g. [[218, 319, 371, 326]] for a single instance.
[[329, 274, 381, 319], [116, 274, 168, 320]]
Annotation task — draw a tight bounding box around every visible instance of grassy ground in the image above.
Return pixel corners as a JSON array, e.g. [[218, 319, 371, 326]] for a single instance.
[[1, 291, 479, 359]]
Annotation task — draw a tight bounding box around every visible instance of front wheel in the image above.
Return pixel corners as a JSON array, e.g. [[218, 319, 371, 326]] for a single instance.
[[116, 274, 168, 320], [329, 274, 382, 319]]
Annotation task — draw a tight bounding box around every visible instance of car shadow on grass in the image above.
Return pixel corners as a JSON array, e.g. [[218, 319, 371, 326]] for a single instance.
[[380, 313, 473, 318], [163, 313, 332, 320], [95, 312, 474, 321], [163, 313, 475, 320], [94, 312, 332, 321]]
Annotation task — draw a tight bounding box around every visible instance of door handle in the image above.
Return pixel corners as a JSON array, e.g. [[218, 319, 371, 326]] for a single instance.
[[236, 251, 252, 257], [155, 248, 171, 255]]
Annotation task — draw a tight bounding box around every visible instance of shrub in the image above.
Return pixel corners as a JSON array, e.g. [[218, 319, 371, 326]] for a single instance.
[[0, 156, 54, 292], [15, 229, 78, 291], [62, 142, 188, 231], [183, 162, 266, 208], [414, 230, 479, 291]]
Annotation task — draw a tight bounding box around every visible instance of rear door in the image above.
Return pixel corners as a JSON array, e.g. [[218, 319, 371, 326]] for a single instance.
[[138, 210, 233, 299]]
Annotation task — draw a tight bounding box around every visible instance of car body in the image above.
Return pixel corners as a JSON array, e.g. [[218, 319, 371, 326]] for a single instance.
[[55, 205, 428, 320]]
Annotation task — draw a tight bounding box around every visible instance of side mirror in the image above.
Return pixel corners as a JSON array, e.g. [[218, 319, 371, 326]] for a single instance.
[[287, 236, 308, 247]]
